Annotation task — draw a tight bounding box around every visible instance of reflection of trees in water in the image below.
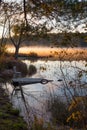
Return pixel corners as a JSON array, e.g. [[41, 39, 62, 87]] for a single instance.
[[10, 60, 87, 129]]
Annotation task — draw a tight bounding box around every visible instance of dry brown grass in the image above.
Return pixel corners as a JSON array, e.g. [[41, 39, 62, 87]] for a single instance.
[[6, 46, 87, 61]]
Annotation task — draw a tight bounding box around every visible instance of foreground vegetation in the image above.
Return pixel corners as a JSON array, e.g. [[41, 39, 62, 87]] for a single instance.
[[0, 86, 28, 130], [0, 0, 87, 129], [0, 84, 87, 130], [47, 95, 87, 129], [0, 56, 87, 130], [0, 41, 87, 130], [0, 50, 37, 130]]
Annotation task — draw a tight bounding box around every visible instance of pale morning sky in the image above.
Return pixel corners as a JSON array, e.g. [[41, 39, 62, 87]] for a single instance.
[[0, 0, 87, 38]]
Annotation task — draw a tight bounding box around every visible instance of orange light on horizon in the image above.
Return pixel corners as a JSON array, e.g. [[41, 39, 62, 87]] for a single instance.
[[6, 46, 87, 58]]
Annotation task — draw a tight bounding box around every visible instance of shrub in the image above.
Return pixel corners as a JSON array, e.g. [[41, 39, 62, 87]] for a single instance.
[[0, 57, 28, 78], [67, 96, 87, 128], [31, 116, 55, 130], [47, 96, 68, 125], [0, 119, 27, 130], [0, 57, 28, 82], [6, 58, 27, 76], [8, 108, 20, 116], [1, 69, 13, 81], [28, 64, 37, 76]]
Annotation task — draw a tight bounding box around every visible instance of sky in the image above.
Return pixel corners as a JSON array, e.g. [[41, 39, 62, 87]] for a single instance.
[[0, 0, 87, 38], [3, 0, 21, 2]]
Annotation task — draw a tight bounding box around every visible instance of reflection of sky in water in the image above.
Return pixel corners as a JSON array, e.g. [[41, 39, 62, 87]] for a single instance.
[[23, 60, 87, 100], [24, 60, 87, 80], [9, 60, 87, 120], [22, 60, 87, 96]]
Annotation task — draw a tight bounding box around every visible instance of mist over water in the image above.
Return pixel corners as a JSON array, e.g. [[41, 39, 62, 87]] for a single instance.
[[7, 46, 87, 61]]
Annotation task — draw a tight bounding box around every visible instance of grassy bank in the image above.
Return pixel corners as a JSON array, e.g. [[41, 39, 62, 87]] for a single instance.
[[0, 86, 28, 130]]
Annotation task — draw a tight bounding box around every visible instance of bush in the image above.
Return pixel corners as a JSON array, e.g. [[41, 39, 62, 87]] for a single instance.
[[8, 108, 20, 116], [28, 64, 37, 76], [67, 96, 87, 128], [47, 96, 68, 125], [5, 58, 27, 76], [0, 57, 28, 81], [31, 116, 55, 130]]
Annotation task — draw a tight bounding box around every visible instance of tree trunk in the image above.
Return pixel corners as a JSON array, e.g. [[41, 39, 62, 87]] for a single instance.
[[23, 0, 28, 26], [14, 46, 19, 59]]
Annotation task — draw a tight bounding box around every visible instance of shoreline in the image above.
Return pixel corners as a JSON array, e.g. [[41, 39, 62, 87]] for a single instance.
[[6, 47, 87, 61]]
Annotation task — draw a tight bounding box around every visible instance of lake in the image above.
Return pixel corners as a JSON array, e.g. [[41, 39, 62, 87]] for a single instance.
[[7, 60, 87, 122]]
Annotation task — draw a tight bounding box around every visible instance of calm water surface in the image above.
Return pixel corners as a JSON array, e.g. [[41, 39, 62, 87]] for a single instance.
[[7, 60, 87, 121]]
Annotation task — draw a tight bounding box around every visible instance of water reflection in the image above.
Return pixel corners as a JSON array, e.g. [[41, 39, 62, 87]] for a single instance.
[[9, 60, 87, 121]]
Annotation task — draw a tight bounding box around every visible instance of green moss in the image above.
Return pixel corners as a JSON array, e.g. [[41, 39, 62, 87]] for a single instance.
[[0, 110, 27, 130], [0, 87, 28, 130], [13, 122, 27, 130], [7, 108, 20, 116], [0, 119, 27, 130], [0, 112, 10, 119]]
